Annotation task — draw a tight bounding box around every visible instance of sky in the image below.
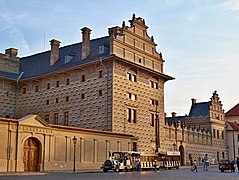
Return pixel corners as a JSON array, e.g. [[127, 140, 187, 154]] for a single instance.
[[0, 0, 239, 116]]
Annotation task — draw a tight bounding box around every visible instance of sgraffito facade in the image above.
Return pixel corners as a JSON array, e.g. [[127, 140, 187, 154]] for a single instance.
[[0, 15, 228, 171]]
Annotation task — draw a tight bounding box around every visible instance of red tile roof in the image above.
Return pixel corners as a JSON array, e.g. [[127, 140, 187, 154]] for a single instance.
[[227, 121, 239, 131], [225, 103, 239, 116]]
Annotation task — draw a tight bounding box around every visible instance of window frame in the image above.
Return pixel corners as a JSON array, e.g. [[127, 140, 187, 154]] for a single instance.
[[81, 75, 85, 82], [63, 111, 69, 125], [66, 78, 70, 85]]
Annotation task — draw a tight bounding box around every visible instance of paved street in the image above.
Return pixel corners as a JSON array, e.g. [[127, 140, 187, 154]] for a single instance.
[[0, 166, 238, 180]]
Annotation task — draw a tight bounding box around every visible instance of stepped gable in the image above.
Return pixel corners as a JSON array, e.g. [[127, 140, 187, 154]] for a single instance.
[[19, 36, 110, 79], [225, 103, 239, 116]]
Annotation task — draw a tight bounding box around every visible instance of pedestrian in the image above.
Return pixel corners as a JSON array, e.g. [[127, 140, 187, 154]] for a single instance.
[[135, 156, 140, 171], [229, 159, 235, 172], [153, 158, 158, 172], [203, 154, 209, 171], [191, 159, 198, 172], [236, 157, 239, 173]]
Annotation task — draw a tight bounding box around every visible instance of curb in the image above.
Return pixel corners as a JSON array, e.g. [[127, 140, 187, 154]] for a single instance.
[[0, 170, 102, 177]]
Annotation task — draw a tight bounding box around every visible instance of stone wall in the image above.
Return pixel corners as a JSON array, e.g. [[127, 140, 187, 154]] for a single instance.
[[0, 116, 133, 172]]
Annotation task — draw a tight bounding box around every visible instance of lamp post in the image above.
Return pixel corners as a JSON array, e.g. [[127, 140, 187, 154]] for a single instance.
[[173, 143, 176, 151], [72, 136, 77, 172], [226, 146, 229, 161]]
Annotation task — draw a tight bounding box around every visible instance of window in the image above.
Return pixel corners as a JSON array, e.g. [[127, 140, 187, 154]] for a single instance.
[[99, 45, 105, 54], [213, 129, 216, 138], [217, 130, 219, 138], [45, 113, 49, 122], [150, 99, 158, 105], [56, 98, 59, 103], [54, 113, 58, 124], [46, 100, 49, 105], [56, 81, 60, 87], [132, 142, 137, 151], [63, 111, 69, 125], [81, 93, 85, 99], [139, 58, 141, 63], [127, 73, 131, 80], [99, 70, 103, 78], [237, 134, 239, 142], [127, 93, 137, 100], [222, 131, 224, 139], [99, 90, 103, 96], [127, 73, 137, 82], [151, 114, 154, 126], [47, 83, 50, 89], [132, 74, 136, 82], [66, 78, 70, 85], [81, 75, 85, 82], [151, 113, 158, 126], [150, 81, 158, 89], [35, 86, 39, 92], [127, 108, 137, 123], [22, 88, 26, 94], [222, 152, 225, 159], [65, 96, 69, 102]]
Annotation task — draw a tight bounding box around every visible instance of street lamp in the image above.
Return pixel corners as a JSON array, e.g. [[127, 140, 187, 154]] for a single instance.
[[72, 136, 77, 172], [173, 143, 176, 151], [226, 146, 229, 161]]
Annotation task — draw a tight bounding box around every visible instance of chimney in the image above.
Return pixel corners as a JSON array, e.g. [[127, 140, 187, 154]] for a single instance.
[[5, 48, 18, 58], [171, 112, 177, 117], [50, 39, 61, 66], [81, 27, 91, 59], [191, 98, 196, 106]]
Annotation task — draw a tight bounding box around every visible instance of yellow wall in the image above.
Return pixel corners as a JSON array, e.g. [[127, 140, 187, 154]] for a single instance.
[[0, 115, 135, 172]]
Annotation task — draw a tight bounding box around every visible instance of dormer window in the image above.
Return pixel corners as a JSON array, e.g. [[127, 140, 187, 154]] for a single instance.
[[99, 46, 104, 54], [99, 45, 109, 54], [64, 55, 74, 63]]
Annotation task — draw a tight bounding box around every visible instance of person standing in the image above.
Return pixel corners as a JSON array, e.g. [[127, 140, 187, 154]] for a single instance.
[[135, 156, 140, 171], [203, 154, 209, 171], [153, 158, 158, 172]]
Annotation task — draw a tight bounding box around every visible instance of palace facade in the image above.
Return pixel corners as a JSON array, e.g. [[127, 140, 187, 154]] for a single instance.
[[0, 15, 174, 172], [0, 14, 228, 172], [165, 91, 228, 165]]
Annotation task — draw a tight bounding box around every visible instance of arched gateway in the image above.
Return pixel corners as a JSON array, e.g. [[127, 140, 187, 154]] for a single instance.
[[179, 145, 184, 166], [23, 137, 41, 171]]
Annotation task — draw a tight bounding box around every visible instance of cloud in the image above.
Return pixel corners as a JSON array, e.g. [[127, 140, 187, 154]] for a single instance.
[[220, 0, 239, 12], [0, 11, 31, 55]]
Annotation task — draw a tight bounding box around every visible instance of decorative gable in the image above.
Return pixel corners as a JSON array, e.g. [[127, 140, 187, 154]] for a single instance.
[[18, 114, 50, 128]]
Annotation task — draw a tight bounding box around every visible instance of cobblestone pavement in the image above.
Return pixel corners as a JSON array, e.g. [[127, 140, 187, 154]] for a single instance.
[[0, 166, 238, 180]]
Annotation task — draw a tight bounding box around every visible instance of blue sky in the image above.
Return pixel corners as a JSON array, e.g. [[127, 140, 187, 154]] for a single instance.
[[0, 0, 239, 116]]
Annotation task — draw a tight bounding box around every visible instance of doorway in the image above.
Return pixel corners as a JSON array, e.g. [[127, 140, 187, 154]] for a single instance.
[[179, 145, 184, 166], [23, 137, 40, 171]]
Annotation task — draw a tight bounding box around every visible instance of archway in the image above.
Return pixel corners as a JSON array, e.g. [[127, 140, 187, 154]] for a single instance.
[[23, 137, 40, 171], [179, 145, 184, 166]]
